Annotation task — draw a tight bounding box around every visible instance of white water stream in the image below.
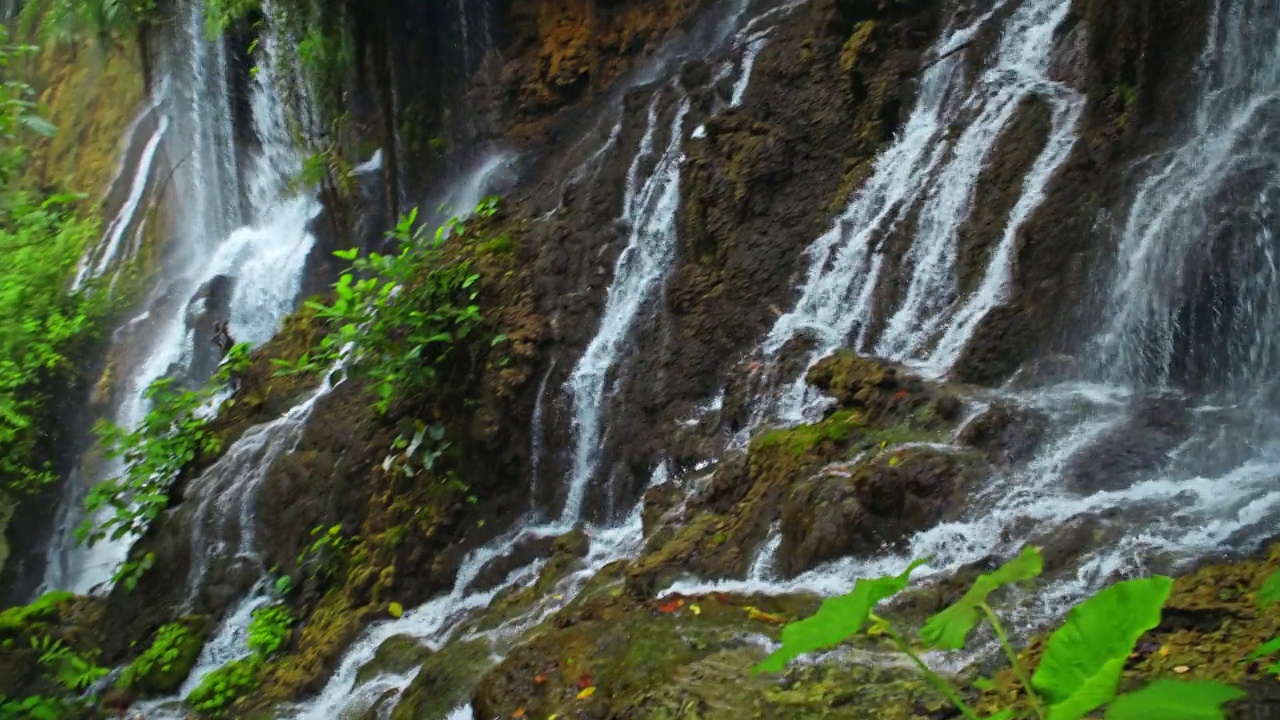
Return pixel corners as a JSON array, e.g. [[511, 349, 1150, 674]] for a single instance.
[[673, 0, 1280, 634], [68, 0, 1280, 715], [43, 0, 317, 596]]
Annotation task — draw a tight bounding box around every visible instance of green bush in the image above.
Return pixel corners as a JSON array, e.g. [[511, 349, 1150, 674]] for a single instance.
[[758, 547, 1246, 720]]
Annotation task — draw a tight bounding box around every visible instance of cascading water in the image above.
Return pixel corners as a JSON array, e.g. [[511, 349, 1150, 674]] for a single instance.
[[248, 5, 805, 717], [762, 0, 1081, 422], [41, 0, 318, 597], [675, 0, 1280, 624]]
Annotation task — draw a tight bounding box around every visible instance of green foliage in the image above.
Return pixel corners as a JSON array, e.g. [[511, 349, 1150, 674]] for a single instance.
[[1248, 570, 1280, 675], [754, 558, 925, 673], [296, 524, 356, 581], [184, 600, 292, 714], [186, 657, 260, 716], [757, 548, 1243, 720], [0, 591, 73, 634], [921, 546, 1043, 650], [204, 0, 261, 37], [0, 635, 105, 720], [77, 377, 221, 548], [20, 0, 157, 46], [284, 202, 495, 416], [1104, 680, 1246, 720], [0, 694, 62, 720], [246, 604, 293, 657], [77, 340, 250, 589], [119, 621, 192, 691], [0, 28, 113, 501], [1032, 577, 1172, 719]]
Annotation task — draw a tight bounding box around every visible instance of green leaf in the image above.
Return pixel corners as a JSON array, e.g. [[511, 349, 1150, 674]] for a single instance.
[[1248, 636, 1280, 661], [921, 545, 1043, 650], [1105, 680, 1245, 720], [1032, 576, 1173, 719], [754, 559, 926, 673], [985, 711, 1014, 720], [19, 115, 55, 137], [1257, 570, 1280, 608], [388, 602, 404, 618]]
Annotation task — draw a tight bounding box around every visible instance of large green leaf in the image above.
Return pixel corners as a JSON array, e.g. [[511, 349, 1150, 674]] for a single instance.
[[1105, 680, 1244, 720], [1256, 570, 1280, 608], [753, 559, 926, 673], [1247, 636, 1280, 661], [1032, 576, 1172, 719], [921, 546, 1043, 650]]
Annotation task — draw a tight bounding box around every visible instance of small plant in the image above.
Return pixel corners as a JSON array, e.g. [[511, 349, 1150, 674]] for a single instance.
[[31, 636, 108, 692], [280, 202, 496, 417], [118, 621, 194, 692], [78, 377, 221, 548], [246, 604, 293, 657], [757, 547, 1245, 720], [185, 657, 260, 716], [78, 343, 249, 588], [297, 524, 356, 581], [1246, 570, 1280, 674]]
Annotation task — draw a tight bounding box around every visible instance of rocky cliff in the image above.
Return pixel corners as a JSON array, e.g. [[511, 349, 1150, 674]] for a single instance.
[[5, 0, 1280, 718]]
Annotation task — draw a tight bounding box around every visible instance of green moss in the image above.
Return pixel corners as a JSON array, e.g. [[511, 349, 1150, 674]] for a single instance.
[[477, 234, 515, 255], [187, 656, 262, 717], [389, 640, 492, 720], [0, 591, 75, 636], [471, 589, 945, 719], [119, 616, 209, 696], [839, 21, 879, 73], [755, 409, 864, 457]]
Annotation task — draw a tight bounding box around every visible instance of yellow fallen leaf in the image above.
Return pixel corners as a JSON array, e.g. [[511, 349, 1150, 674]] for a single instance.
[[388, 602, 404, 619], [553, 594, 564, 600], [1159, 646, 1171, 657], [577, 686, 596, 700], [746, 606, 785, 624], [1174, 665, 1190, 674], [690, 604, 702, 616]]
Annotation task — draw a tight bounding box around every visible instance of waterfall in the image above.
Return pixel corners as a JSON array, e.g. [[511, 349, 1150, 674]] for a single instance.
[[41, 0, 318, 597], [561, 90, 691, 524], [250, 5, 800, 717], [764, 0, 1081, 422], [677, 0, 1280, 617]]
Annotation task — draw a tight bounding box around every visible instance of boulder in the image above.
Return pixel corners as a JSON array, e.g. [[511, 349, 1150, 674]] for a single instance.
[[778, 448, 986, 577]]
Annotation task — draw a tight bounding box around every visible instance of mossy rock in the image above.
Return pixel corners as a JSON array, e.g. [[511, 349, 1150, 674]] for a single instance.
[[778, 447, 987, 577], [354, 634, 433, 686], [390, 639, 493, 720], [119, 615, 211, 697], [472, 589, 944, 719]]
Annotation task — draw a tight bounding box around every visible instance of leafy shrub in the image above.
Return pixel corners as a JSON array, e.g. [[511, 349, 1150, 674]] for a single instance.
[[186, 657, 260, 716], [757, 547, 1245, 720], [276, 203, 495, 416], [0, 591, 73, 635], [246, 604, 293, 657]]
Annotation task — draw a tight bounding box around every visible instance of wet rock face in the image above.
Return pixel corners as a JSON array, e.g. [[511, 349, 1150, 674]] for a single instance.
[[957, 399, 1051, 467], [626, 353, 969, 593], [181, 274, 233, 387], [778, 448, 986, 577], [1063, 393, 1192, 494], [953, 0, 1214, 385]]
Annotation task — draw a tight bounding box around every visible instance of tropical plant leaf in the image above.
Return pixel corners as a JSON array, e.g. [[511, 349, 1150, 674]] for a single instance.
[[1256, 570, 1280, 608], [754, 559, 926, 673], [985, 710, 1014, 720], [1248, 636, 1280, 661], [1105, 680, 1245, 720], [921, 545, 1043, 650], [1032, 576, 1173, 719]]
